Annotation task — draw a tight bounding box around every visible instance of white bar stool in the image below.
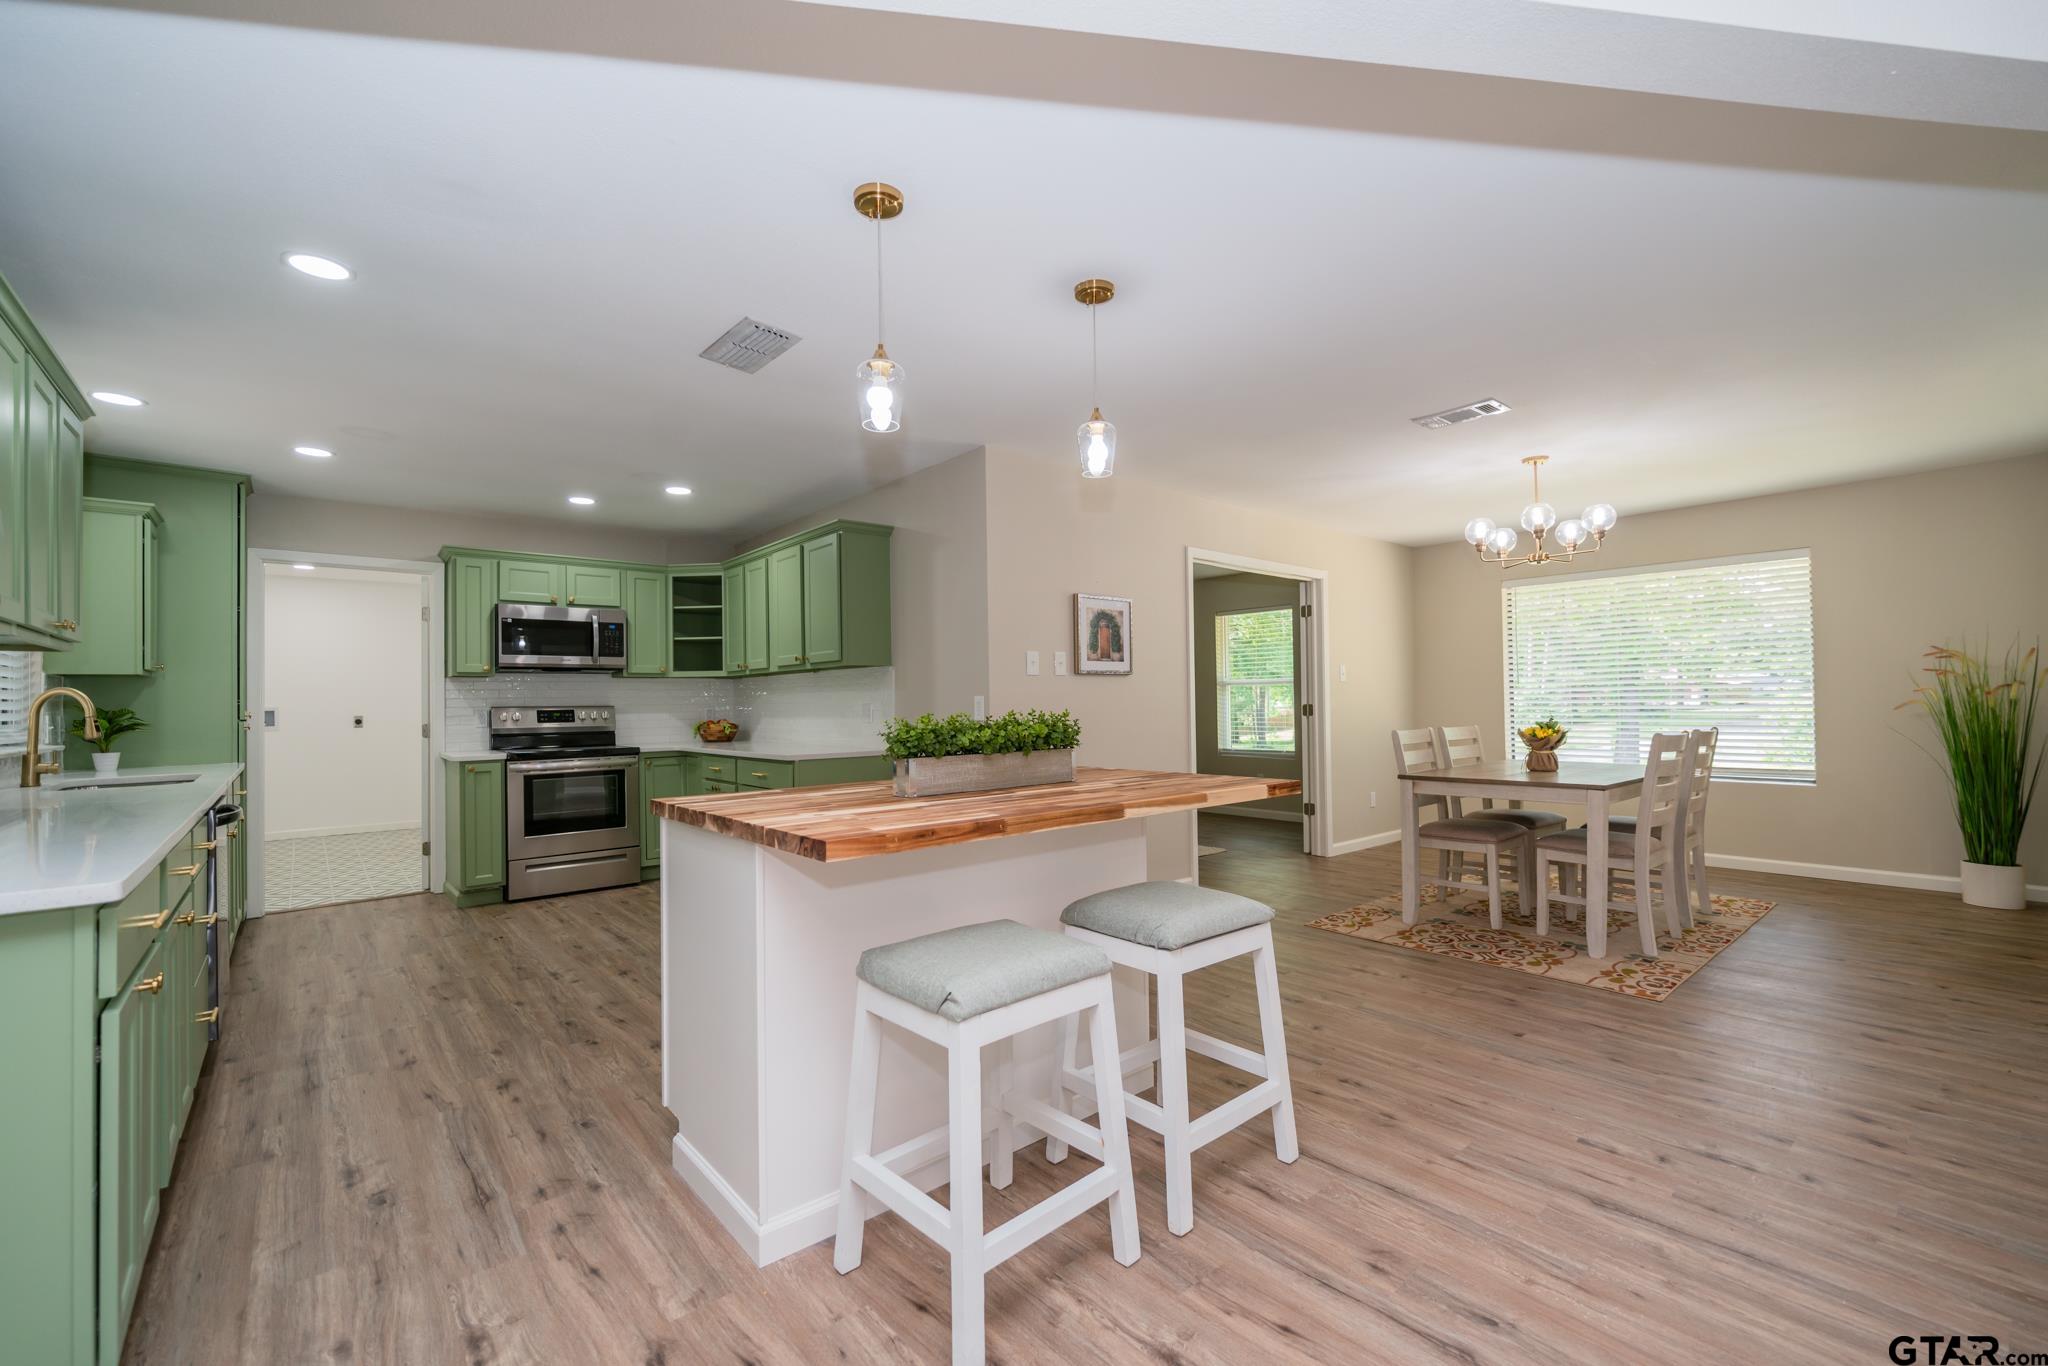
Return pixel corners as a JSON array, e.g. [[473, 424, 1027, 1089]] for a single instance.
[[834, 919, 1141, 1366], [1044, 881, 1298, 1236]]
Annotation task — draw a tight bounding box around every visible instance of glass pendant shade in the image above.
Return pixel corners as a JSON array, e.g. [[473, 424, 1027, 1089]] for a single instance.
[[1078, 408, 1116, 479], [1520, 501, 1557, 532], [1487, 526, 1520, 556], [857, 347, 903, 433], [1554, 517, 1588, 549], [1463, 516, 1496, 547], [1583, 502, 1617, 533]]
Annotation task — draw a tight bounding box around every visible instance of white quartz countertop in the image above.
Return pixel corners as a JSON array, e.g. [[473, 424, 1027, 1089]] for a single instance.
[[441, 741, 885, 763], [0, 763, 244, 916]]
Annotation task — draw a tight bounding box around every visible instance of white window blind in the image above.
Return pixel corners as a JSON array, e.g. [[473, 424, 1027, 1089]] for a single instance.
[[0, 650, 46, 759], [1503, 552, 1816, 782], [1216, 607, 1296, 753]]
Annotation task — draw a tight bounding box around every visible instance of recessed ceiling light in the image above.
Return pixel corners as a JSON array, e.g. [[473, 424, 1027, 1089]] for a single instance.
[[665, 485, 692, 496], [567, 495, 595, 506], [293, 445, 334, 459], [92, 391, 145, 407], [284, 252, 353, 281], [291, 563, 315, 571]]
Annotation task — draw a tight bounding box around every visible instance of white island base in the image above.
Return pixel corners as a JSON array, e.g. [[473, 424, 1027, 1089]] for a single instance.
[[660, 818, 1153, 1266]]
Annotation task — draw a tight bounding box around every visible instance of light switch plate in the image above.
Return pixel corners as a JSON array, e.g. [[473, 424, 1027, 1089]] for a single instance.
[[1053, 650, 1068, 676], [1026, 650, 1040, 676]]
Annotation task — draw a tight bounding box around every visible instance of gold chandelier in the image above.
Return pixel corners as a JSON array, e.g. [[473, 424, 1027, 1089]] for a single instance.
[[1463, 455, 1616, 568]]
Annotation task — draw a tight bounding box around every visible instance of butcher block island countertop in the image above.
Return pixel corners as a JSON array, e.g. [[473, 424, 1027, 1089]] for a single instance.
[[653, 766, 1300, 862]]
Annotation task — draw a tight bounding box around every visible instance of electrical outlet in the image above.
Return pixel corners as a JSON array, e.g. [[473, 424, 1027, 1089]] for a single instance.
[[1026, 650, 1040, 676], [973, 695, 987, 720], [1053, 650, 1068, 676]]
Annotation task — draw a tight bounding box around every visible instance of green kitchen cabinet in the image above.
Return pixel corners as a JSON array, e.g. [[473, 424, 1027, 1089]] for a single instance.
[[445, 758, 506, 904], [446, 552, 497, 676], [0, 317, 25, 625], [738, 758, 795, 791], [565, 562, 621, 607], [720, 562, 747, 673], [800, 532, 843, 667], [65, 498, 163, 675], [98, 932, 167, 1366], [0, 272, 93, 652], [622, 568, 669, 676], [669, 566, 724, 676], [685, 751, 740, 794], [766, 543, 805, 670], [740, 556, 770, 672], [496, 557, 564, 605], [640, 751, 688, 866]]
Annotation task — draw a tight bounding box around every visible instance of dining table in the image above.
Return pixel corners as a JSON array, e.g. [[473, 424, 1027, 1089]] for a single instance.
[[1396, 758, 1648, 957]]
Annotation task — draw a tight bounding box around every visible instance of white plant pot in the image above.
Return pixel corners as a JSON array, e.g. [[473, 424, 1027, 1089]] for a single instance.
[[92, 751, 122, 775], [1960, 860, 2026, 910]]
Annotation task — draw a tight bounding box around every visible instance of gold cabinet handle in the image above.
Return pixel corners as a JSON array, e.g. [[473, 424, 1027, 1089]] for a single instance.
[[122, 904, 175, 932], [234, 786, 247, 798], [228, 828, 241, 840], [568, 594, 576, 604], [135, 972, 165, 995], [750, 771, 768, 779], [195, 839, 218, 851], [549, 594, 559, 604], [150, 663, 167, 671], [174, 911, 196, 926], [170, 864, 202, 878], [194, 1007, 220, 1025]]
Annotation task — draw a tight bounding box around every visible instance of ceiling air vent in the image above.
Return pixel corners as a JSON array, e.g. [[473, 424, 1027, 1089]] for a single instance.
[[1411, 397, 1512, 430], [699, 318, 802, 374]]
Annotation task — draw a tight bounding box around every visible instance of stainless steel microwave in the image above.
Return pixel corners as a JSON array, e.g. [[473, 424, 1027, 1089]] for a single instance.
[[495, 602, 627, 671]]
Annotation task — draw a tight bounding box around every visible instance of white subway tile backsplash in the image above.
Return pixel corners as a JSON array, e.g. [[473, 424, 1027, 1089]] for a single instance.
[[444, 666, 893, 752]]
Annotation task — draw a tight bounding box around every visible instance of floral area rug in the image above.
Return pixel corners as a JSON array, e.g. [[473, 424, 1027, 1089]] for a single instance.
[[1307, 884, 1776, 1001]]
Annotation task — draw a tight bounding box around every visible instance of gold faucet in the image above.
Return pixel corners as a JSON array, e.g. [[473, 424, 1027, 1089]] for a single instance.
[[21, 687, 99, 788]]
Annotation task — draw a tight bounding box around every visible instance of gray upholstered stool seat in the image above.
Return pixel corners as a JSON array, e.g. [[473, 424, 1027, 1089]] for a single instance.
[[1416, 816, 1530, 845], [1462, 807, 1567, 831], [856, 918, 1111, 1023], [1061, 880, 1276, 951]]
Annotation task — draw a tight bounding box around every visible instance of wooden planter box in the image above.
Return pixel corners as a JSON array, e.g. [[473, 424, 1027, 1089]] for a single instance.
[[892, 749, 1076, 798]]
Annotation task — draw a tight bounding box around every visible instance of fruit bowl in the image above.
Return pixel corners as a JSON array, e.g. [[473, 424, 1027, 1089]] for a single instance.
[[695, 718, 739, 743]]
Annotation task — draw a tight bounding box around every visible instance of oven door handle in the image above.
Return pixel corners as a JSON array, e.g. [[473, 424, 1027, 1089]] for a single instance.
[[506, 756, 639, 774]]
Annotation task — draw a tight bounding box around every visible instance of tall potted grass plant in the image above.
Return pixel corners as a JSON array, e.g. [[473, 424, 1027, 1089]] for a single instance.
[[1900, 642, 2044, 909]]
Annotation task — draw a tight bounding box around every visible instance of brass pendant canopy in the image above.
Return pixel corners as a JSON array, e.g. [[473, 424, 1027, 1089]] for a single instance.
[[1073, 278, 1115, 306], [853, 182, 904, 220]]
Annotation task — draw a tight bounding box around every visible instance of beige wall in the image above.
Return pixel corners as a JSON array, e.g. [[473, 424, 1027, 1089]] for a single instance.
[[1192, 572, 1303, 816], [980, 446, 1413, 879], [247, 490, 725, 565], [737, 449, 992, 720], [1411, 452, 2048, 886]]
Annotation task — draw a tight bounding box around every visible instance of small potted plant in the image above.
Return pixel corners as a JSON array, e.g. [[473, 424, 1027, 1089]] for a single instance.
[[882, 709, 1082, 797], [1518, 717, 1567, 772], [695, 718, 739, 743], [71, 706, 148, 775], [1899, 642, 2043, 910]]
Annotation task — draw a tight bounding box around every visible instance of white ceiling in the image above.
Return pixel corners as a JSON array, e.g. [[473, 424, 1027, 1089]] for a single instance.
[[1, 0, 2045, 546]]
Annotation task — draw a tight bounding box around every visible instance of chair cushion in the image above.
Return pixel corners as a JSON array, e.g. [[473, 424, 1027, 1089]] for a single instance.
[[857, 919, 1110, 1023], [1417, 817, 1530, 845], [1061, 880, 1275, 951], [1535, 828, 1647, 859], [1466, 807, 1566, 831], [1606, 814, 1690, 833]]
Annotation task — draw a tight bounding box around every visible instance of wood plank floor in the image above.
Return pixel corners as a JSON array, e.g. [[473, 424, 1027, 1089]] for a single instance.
[[127, 814, 2048, 1364]]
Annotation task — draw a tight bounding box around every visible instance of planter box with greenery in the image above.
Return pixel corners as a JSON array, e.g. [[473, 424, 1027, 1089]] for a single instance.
[[1900, 642, 2043, 910], [882, 709, 1082, 797]]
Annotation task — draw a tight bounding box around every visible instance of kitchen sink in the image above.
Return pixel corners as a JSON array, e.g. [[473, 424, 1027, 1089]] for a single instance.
[[48, 773, 202, 790]]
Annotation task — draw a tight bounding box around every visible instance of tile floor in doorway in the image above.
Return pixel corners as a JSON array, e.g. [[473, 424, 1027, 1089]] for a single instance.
[[263, 827, 425, 911]]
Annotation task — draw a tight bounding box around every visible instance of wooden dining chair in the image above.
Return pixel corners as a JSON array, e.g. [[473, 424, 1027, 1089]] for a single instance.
[[1609, 726, 1717, 929], [1392, 728, 1533, 930], [1533, 731, 1693, 957], [1432, 725, 1569, 834]]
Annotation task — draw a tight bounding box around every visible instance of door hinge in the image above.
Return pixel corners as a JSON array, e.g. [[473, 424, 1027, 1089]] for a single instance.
[[1299, 603, 1312, 618], [420, 722, 430, 738], [1303, 801, 1316, 816], [421, 840, 431, 856], [1301, 702, 1314, 717], [421, 605, 429, 622]]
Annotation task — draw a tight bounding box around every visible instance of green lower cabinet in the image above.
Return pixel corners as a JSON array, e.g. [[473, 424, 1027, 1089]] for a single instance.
[[99, 932, 167, 1365], [67, 498, 164, 674], [445, 758, 506, 904], [640, 752, 688, 866], [738, 758, 795, 790], [685, 751, 739, 794]]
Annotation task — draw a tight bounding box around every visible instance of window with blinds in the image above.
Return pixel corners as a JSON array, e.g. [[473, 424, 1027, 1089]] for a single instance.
[[1503, 552, 1816, 782], [1216, 607, 1296, 753], [0, 650, 46, 759]]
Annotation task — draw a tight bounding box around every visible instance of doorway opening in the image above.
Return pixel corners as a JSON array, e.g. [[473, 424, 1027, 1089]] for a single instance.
[[246, 550, 444, 916], [1185, 548, 1332, 874]]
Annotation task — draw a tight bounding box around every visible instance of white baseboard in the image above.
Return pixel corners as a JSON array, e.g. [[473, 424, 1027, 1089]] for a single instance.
[[267, 820, 420, 841], [1704, 852, 2048, 904], [1209, 806, 1303, 824], [1328, 829, 1402, 857]]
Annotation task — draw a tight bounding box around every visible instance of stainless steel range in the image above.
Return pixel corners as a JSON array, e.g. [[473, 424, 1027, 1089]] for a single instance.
[[490, 704, 642, 900]]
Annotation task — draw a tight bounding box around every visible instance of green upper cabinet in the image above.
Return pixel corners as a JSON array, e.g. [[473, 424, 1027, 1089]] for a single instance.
[[622, 568, 668, 676], [0, 272, 92, 652], [741, 556, 770, 673], [564, 563, 621, 608], [801, 532, 844, 667], [766, 543, 805, 670], [720, 562, 747, 673], [65, 499, 163, 676], [446, 552, 496, 677], [496, 557, 563, 605]]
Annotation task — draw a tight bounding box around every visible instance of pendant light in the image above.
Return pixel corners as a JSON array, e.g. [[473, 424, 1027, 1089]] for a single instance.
[[1074, 278, 1117, 478], [853, 182, 905, 433]]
